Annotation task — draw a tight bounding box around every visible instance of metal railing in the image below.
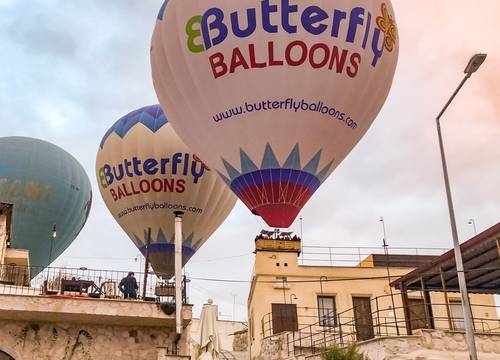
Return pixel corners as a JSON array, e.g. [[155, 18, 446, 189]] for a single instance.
[[0, 264, 188, 304], [299, 246, 448, 266], [259, 291, 500, 357]]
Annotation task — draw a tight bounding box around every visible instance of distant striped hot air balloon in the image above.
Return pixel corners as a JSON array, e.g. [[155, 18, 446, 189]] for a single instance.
[[151, 0, 399, 228], [96, 105, 236, 279], [0, 137, 92, 275]]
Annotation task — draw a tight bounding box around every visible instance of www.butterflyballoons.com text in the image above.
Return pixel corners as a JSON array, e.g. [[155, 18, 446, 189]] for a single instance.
[[212, 98, 357, 130], [117, 202, 203, 219]]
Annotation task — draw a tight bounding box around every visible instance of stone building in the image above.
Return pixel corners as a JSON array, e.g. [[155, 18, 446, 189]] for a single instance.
[[0, 287, 193, 360], [0, 233, 192, 359], [248, 224, 500, 360]]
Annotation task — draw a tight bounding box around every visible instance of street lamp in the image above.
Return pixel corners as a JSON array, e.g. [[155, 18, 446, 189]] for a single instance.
[[436, 53, 486, 360], [468, 219, 477, 235]]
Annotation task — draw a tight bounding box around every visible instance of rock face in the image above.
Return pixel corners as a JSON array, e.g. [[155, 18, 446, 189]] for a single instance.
[[357, 329, 500, 360], [0, 319, 177, 360]]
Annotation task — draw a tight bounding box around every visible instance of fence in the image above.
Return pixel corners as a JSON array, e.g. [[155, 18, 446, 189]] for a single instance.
[[260, 290, 500, 357], [0, 264, 188, 304], [299, 246, 448, 267]]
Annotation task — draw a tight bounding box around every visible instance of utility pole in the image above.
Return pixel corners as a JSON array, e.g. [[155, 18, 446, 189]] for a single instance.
[[299, 216, 303, 264], [142, 227, 151, 299], [231, 293, 237, 321], [380, 217, 399, 335]]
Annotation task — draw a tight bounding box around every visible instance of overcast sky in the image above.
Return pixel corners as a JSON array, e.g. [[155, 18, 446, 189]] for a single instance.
[[1, 0, 499, 320]]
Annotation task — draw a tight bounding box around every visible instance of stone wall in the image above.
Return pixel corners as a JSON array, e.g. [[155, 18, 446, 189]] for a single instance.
[[256, 333, 289, 360], [0, 319, 191, 360], [233, 330, 249, 352]]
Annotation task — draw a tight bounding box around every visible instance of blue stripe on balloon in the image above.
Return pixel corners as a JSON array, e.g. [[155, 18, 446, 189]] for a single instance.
[[157, 0, 168, 20], [139, 243, 196, 258], [99, 104, 168, 149], [229, 169, 321, 195]]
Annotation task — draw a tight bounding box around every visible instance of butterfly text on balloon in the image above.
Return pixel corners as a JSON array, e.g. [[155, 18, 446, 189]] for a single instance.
[[185, 1, 397, 79], [98, 153, 208, 202]]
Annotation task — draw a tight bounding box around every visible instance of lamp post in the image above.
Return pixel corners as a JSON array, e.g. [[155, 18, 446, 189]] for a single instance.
[[468, 219, 477, 235], [436, 53, 486, 360]]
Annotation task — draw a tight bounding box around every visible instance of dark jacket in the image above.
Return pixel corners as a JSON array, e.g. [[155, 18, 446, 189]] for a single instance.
[[119, 275, 138, 294]]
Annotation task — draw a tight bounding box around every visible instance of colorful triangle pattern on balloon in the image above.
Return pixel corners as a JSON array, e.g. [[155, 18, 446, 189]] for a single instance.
[[99, 105, 168, 148], [218, 143, 334, 228], [218, 143, 334, 183]]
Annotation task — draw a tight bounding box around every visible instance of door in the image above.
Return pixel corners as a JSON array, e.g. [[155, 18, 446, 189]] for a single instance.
[[271, 303, 298, 334], [408, 298, 431, 331], [0, 203, 13, 247], [318, 296, 337, 328], [353, 297, 374, 341]]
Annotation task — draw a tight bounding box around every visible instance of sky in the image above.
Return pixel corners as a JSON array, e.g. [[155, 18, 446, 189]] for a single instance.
[[1, 1, 499, 321]]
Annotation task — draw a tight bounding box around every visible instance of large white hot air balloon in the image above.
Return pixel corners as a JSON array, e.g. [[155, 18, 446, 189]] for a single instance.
[[151, 0, 399, 228], [96, 105, 236, 278]]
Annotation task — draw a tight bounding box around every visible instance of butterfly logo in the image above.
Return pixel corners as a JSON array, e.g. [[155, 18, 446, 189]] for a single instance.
[[376, 3, 398, 52]]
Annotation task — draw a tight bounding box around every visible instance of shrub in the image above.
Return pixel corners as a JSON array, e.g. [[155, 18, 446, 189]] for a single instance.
[[322, 344, 367, 360]]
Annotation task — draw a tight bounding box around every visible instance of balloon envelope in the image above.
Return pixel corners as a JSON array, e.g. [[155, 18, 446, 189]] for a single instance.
[[96, 105, 236, 278], [0, 137, 92, 275], [151, 0, 399, 228]]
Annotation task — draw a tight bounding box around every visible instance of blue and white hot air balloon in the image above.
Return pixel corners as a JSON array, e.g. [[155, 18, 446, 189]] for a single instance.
[[96, 105, 236, 279], [0, 137, 92, 275]]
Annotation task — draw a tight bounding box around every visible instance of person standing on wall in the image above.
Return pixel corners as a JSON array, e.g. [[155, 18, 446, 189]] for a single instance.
[[119, 272, 139, 299]]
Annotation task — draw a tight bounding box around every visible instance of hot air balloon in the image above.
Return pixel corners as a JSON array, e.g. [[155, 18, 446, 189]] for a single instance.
[[96, 105, 236, 279], [151, 0, 399, 228], [0, 137, 92, 275]]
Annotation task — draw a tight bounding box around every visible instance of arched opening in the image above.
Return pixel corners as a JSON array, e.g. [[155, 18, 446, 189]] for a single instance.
[[0, 350, 15, 360]]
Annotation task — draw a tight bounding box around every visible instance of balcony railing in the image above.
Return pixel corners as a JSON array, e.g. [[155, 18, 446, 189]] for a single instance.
[[260, 290, 500, 357], [0, 264, 188, 304]]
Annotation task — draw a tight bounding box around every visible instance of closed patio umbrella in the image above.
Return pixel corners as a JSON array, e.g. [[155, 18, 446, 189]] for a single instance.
[[198, 299, 221, 360]]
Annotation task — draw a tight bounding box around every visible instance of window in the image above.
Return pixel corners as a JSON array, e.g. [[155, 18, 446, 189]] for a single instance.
[[450, 300, 465, 330], [273, 276, 289, 289], [318, 296, 337, 327]]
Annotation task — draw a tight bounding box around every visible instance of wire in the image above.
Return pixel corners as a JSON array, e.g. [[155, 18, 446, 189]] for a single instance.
[[190, 253, 252, 263], [59, 256, 136, 261]]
